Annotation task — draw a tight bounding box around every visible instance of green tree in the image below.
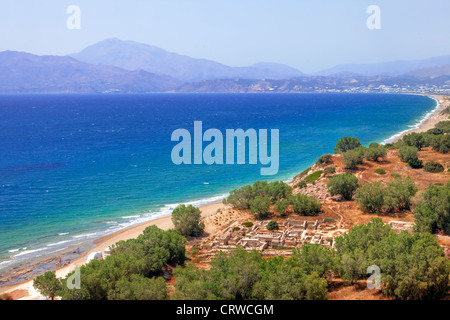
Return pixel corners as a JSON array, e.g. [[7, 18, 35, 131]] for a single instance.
[[414, 182, 450, 234], [384, 177, 418, 212], [171, 204, 205, 237], [334, 136, 361, 154], [224, 185, 257, 210], [365, 144, 387, 162], [424, 161, 445, 173], [316, 154, 332, 166], [266, 220, 279, 231], [274, 199, 290, 216], [342, 147, 365, 169], [402, 132, 426, 150], [327, 173, 359, 200], [290, 194, 322, 216], [108, 275, 168, 300], [398, 145, 419, 163], [249, 195, 271, 220], [355, 182, 386, 214], [33, 271, 62, 300]]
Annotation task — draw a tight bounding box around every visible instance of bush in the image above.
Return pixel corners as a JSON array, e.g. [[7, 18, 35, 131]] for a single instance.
[[316, 154, 332, 166], [427, 128, 444, 135], [224, 185, 256, 210], [435, 121, 450, 133], [384, 177, 418, 213], [304, 171, 323, 184], [334, 137, 361, 154], [263, 181, 293, 201], [424, 161, 444, 173], [414, 182, 450, 234], [172, 204, 205, 237], [295, 180, 307, 189], [431, 134, 450, 154], [242, 222, 254, 228], [398, 146, 419, 163], [290, 194, 322, 216], [391, 173, 401, 179], [402, 132, 427, 150], [327, 173, 359, 201], [274, 199, 290, 216], [324, 166, 336, 175], [342, 148, 365, 170], [249, 196, 271, 220], [33, 271, 61, 300], [365, 144, 387, 162], [374, 168, 386, 175], [408, 157, 423, 169], [266, 220, 279, 231], [355, 182, 386, 214]]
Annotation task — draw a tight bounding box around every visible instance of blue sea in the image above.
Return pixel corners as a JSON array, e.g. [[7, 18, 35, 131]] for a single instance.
[[0, 93, 437, 278]]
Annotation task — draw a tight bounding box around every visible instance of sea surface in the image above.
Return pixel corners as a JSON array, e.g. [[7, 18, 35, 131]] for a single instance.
[[0, 93, 437, 277]]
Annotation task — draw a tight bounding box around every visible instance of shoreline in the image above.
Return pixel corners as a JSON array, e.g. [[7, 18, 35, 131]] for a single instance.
[[1, 93, 448, 299]]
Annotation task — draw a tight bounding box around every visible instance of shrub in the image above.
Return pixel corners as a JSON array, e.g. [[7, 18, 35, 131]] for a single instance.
[[342, 148, 365, 170], [274, 199, 290, 217], [33, 271, 61, 300], [384, 177, 418, 212], [374, 168, 386, 175], [263, 181, 293, 201], [414, 182, 450, 234], [242, 222, 254, 228], [224, 185, 257, 210], [172, 204, 205, 237], [327, 173, 359, 201], [316, 154, 332, 166], [334, 137, 361, 154], [295, 180, 307, 189], [249, 196, 271, 220], [402, 132, 427, 150], [431, 134, 450, 154], [365, 144, 387, 162], [391, 173, 401, 179], [435, 121, 450, 133], [294, 167, 312, 180], [408, 157, 423, 169], [304, 171, 323, 184], [424, 161, 444, 173], [398, 146, 419, 163], [355, 182, 386, 214], [427, 128, 444, 135], [324, 166, 336, 175], [266, 220, 279, 231], [290, 194, 322, 216]]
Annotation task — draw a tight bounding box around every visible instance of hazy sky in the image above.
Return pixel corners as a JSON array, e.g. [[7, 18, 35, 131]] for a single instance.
[[0, 0, 449, 73]]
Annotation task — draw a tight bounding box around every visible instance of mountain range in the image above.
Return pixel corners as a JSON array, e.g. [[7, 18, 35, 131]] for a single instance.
[[0, 38, 449, 93]]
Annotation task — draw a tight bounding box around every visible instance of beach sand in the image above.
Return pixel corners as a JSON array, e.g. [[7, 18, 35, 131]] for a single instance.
[[392, 95, 449, 142], [0, 201, 225, 299], [1, 94, 449, 300]]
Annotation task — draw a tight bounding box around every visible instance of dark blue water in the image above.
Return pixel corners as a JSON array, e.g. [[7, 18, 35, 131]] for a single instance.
[[0, 93, 436, 269]]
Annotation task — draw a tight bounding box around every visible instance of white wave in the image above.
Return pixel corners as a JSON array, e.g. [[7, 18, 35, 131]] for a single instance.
[[8, 249, 20, 253], [382, 96, 440, 145], [58, 233, 69, 236], [14, 247, 46, 257], [47, 240, 72, 247], [72, 233, 98, 239]]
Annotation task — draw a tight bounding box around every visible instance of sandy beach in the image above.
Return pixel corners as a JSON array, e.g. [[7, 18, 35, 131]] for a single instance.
[[0, 201, 225, 300], [1, 94, 448, 300], [392, 94, 449, 142]]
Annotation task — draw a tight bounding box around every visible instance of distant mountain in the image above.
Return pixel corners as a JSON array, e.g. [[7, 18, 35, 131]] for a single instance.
[[69, 38, 305, 82], [0, 51, 180, 93], [405, 64, 450, 78], [317, 55, 450, 76]]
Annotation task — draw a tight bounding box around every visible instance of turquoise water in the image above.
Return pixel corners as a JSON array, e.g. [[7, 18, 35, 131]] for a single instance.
[[0, 93, 437, 271]]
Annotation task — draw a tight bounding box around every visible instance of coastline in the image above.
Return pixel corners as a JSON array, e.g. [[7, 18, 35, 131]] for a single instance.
[[383, 94, 449, 143], [1, 93, 448, 300]]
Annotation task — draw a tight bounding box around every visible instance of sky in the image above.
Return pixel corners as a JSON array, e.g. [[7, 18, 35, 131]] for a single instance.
[[0, 0, 449, 73]]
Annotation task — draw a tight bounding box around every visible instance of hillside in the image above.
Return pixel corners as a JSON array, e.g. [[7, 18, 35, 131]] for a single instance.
[[69, 38, 305, 82], [0, 51, 180, 93]]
